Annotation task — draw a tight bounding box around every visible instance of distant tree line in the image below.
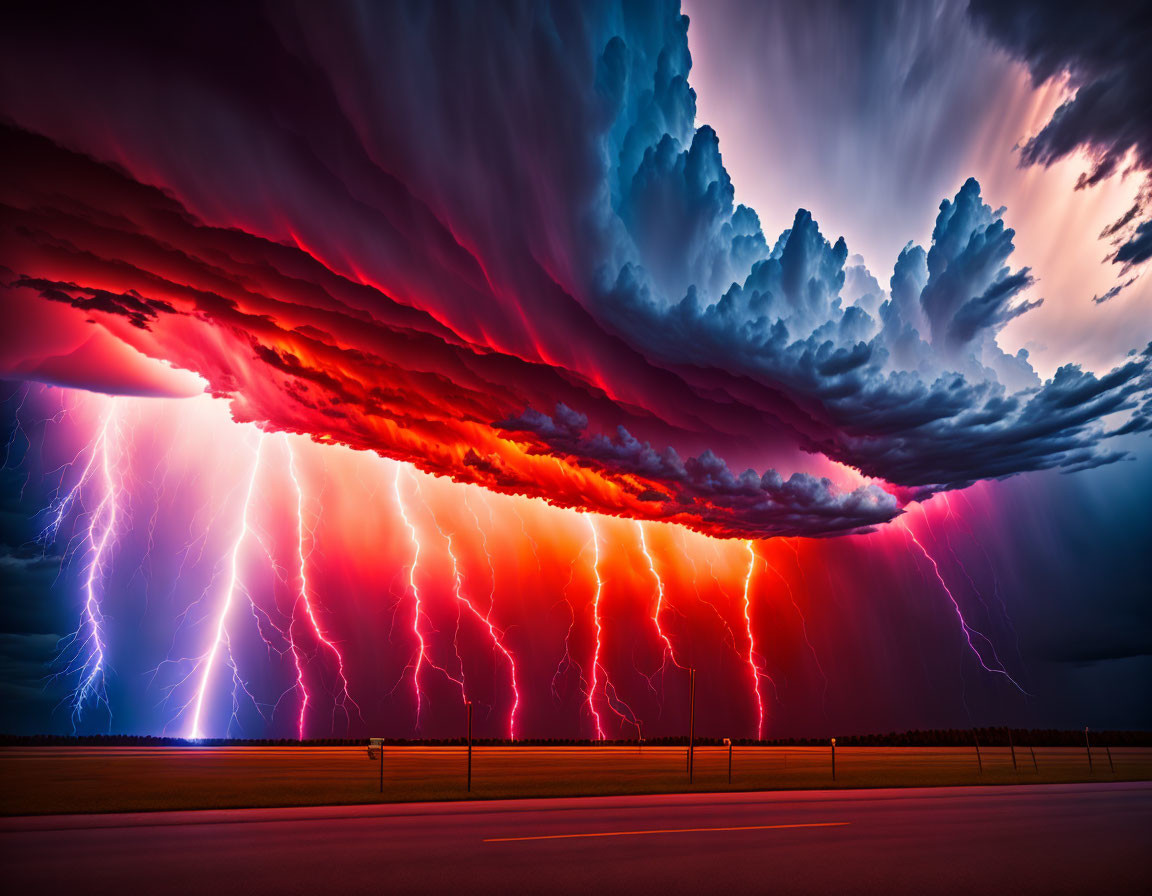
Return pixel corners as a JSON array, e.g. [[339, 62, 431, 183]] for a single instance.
[[2, 728, 1149, 747]]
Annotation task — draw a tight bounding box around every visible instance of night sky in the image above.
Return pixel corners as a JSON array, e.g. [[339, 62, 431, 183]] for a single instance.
[[1, 0, 1149, 739]]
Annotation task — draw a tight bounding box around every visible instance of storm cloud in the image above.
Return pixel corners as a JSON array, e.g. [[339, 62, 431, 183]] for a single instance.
[[0, 1, 1149, 538], [970, 0, 1152, 280]]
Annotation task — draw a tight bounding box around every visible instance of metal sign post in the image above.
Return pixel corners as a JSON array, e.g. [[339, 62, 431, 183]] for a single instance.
[[367, 738, 385, 793]]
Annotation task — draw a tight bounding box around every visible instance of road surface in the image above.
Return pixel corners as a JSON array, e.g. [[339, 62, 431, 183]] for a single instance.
[[2, 782, 1149, 894]]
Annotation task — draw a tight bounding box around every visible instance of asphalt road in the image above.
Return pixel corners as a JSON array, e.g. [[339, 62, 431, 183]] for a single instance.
[[2, 782, 1149, 894]]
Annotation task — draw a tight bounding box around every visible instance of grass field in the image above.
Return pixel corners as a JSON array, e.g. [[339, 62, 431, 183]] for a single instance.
[[2, 745, 1149, 816]]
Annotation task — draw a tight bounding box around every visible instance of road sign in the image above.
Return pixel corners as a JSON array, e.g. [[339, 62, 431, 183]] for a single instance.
[[368, 738, 385, 793]]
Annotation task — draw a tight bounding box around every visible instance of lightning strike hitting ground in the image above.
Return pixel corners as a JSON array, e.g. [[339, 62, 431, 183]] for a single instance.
[[61, 401, 120, 726], [285, 437, 358, 737], [188, 431, 265, 739], [741, 540, 768, 739], [393, 464, 430, 730], [584, 514, 640, 739], [550, 537, 588, 706], [445, 526, 521, 740], [584, 514, 607, 740]]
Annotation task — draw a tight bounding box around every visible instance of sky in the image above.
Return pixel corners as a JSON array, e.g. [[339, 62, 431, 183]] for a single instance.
[[0, 0, 1149, 739]]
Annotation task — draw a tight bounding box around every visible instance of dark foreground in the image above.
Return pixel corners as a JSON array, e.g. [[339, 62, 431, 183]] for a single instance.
[[2, 782, 1149, 895]]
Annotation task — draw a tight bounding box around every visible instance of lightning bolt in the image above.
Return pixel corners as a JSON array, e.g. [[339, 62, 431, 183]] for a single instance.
[[510, 501, 542, 574], [584, 514, 640, 739], [585, 514, 607, 740], [637, 521, 686, 691], [427, 513, 521, 741], [946, 492, 1022, 653], [463, 489, 497, 605], [1, 385, 30, 472], [55, 401, 121, 727], [678, 530, 744, 663], [762, 552, 828, 695], [285, 436, 359, 738], [741, 540, 769, 739], [550, 535, 587, 705], [902, 520, 1027, 694], [188, 431, 265, 739], [393, 463, 430, 731]]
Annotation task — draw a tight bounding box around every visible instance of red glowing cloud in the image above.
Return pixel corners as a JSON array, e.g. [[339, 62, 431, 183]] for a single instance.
[[1, 3, 1146, 540], [1, 127, 893, 538]]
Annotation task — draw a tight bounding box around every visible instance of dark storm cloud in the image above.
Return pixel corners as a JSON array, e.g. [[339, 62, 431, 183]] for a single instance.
[[15, 278, 178, 330], [969, 0, 1152, 284], [968, 0, 1152, 187], [1113, 220, 1152, 268], [500, 404, 900, 536], [0, 1, 1149, 537], [1092, 276, 1139, 305]]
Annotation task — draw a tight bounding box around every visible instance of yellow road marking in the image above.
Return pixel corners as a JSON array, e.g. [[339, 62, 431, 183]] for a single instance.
[[485, 821, 850, 842]]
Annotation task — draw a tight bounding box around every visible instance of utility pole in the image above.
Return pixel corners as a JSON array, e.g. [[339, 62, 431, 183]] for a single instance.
[[688, 668, 696, 782]]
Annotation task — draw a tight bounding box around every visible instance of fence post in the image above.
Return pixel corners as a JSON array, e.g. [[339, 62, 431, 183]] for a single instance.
[[973, 729, 983, 774]]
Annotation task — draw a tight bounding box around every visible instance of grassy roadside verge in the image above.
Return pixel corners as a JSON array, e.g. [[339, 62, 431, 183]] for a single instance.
[[3, 745, 1149, 816]]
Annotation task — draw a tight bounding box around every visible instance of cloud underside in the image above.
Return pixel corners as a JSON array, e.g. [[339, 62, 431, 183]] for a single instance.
[[0, 2, 1148, 538]]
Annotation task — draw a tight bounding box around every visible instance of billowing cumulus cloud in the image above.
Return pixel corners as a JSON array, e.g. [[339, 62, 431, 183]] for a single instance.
[[0, 1, 1148, 538]]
